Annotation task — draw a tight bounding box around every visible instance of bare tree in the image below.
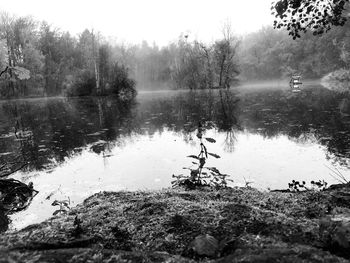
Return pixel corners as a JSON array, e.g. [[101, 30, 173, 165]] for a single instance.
[[213, 22, 240, 88]]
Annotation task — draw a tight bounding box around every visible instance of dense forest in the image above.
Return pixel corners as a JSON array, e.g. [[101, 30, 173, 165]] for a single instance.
[[0, 8, 349, 98], [0, 12, 136, 98], [238, 23, 350, 80]]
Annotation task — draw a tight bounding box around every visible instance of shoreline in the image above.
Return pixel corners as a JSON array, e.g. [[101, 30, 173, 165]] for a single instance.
[[1, 185, 350, 262]]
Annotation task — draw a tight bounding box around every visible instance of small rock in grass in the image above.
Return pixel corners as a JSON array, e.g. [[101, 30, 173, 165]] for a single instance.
[[191, 234, 218, 257]]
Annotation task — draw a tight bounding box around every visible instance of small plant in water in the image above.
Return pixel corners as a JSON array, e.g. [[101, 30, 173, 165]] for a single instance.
[[172, 122, 232, 189]]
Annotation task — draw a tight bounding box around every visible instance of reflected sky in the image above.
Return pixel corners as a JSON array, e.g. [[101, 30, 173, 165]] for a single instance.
[[1, 85, 350, 230]]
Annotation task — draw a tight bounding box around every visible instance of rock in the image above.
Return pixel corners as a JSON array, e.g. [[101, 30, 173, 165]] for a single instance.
[[191, 234, 219, 257]]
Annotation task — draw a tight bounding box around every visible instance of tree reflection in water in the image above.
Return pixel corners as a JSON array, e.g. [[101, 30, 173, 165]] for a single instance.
[[0, 85, 349, 179], [1, 86, 350, 230]]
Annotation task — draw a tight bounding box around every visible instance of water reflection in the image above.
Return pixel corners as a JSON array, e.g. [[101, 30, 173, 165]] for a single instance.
[[0, 85, 349, 229], [0, 87, 349, 177], [239, 87, 350, 166], [0, 97, 137, 171]]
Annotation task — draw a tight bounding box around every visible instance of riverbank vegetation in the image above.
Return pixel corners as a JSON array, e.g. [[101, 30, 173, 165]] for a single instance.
[[1, 5, 350, 98], [0, 12, 136, 99], [2, 184, 350, 262]]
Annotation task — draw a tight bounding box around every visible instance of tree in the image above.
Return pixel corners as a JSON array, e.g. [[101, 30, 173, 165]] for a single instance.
[[0, 13, 33, 96], [76, 29, 101, 94], [98, 44, 111, 91], [213, 24, 240, 88], [272, 0, 349, 39], [39, 22, 72, 95]]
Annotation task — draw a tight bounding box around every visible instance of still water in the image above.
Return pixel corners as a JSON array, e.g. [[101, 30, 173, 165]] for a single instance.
[[1, 83, 350, 229]]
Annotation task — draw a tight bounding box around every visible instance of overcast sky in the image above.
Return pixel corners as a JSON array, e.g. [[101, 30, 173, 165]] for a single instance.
[[2, 0, 274, 45]]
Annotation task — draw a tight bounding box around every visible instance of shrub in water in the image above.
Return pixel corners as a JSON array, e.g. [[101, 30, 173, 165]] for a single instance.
[[109, 63, 136, 100], [67, 70, 95, 97]]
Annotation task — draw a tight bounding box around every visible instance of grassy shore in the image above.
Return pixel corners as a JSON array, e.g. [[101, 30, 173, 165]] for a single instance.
[[1, 184, 350, 262]]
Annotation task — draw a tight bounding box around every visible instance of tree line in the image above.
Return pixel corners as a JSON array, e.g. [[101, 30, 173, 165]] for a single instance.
[[97, 24, 350, 88], [110, 23, 240, 90], [1, 8, 350, 98], [238, 23, 350, 80], [0, 12, 241, 96], [0, 12, 136, 98]]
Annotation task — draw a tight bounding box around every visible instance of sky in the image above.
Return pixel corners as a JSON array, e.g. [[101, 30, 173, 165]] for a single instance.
[[1, 0, 274, 46]]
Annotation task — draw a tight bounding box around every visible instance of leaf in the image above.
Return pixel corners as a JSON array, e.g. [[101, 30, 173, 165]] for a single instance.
[[53, 209, 66, 215], [62, 202, 70, 209], [206, 167, 220, 174], [208, 153, 221, 158], [187, 155, 199, 160], [51, 200, 60, 206], [190, 169, 199, 180], [12, 66, 30, 80], [205, 137, 216, 143], [202, 143, 208, 158]]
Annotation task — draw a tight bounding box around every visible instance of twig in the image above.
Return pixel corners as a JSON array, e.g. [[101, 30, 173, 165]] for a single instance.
[[0, 162, 27, 178], [325, 165, 348, 184], [0, 66, 8, 78]]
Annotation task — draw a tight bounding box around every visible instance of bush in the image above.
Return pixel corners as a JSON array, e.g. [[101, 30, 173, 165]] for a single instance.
[[66, 64, 136, 99], [109, 63, 136, 100], [321, 69, 350, 92], [66, 70, 95, 97]]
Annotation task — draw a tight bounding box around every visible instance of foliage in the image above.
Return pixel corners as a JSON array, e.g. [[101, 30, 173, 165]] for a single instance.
[[323, 69, 350, 83], [66, 70, 95, 96], [66, 58, 136, 98], [213, 26, 240, 88], [0, 12, 136, 98], [111, 31, 239, 90], [272, 0, 349, 39], [108, 63, 136, 99], [238, 23, 350, 79], [288, 179, 328, 191], [52, 199, 70, 215], [7, 66, 30, 80], [172, 122, 232, 189], [322, 70, 350, 92], [170, 31, 239, 90]]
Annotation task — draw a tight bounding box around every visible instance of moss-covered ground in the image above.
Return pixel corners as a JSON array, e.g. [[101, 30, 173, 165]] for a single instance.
[[1, 184, 350, 262]]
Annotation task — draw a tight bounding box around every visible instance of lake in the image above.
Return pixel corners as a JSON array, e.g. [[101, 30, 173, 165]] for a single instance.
[[1, 82, 350, 230]]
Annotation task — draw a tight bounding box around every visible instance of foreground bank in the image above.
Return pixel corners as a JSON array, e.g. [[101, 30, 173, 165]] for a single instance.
[[1, 185, 350, 262]]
